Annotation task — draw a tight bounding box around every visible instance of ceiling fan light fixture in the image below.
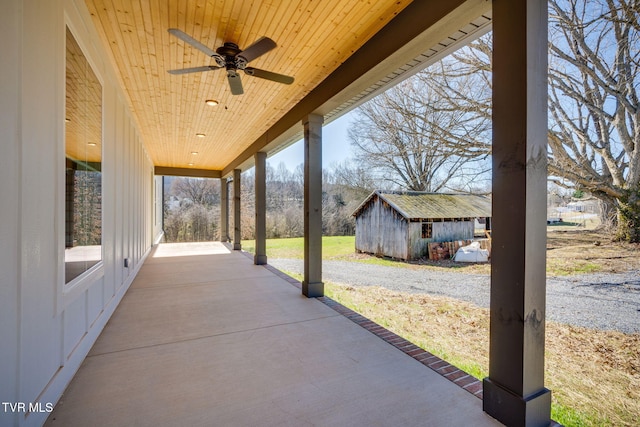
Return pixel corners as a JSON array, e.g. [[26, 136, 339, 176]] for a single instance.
[[205, 99, 219, 106]]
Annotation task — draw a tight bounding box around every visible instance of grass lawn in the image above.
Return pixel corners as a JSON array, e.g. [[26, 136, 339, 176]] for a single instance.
[[243, 235, 490, 272], [242, 235, 355, 259], [243, 231, 640, 275]]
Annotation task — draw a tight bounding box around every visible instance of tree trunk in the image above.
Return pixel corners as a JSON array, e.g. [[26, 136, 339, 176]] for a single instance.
[[615, 189, 640, 243], [596, 195, 618, 233]]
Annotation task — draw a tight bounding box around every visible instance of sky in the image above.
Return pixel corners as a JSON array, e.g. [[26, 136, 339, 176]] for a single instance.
[[266, 112, 356, 171]]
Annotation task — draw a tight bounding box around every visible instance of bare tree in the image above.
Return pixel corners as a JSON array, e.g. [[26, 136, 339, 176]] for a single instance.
[[163, 177, 220, 242], [171, 177, 219, 207], [330, 159, 377, 200], [547, 0, 640, 241], [348, 49, 492, 192], [322, 169, 357, 235], [350, 0, 640, 241], [239, 160, 368, 239]]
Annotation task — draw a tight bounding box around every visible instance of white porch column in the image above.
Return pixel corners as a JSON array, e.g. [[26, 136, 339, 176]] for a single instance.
[[233, 169, 241, 250], [220, 177, 229, 242], [302, 114, 324, 297], [254, 152, 267, 265], [483, 1, 551, 426]]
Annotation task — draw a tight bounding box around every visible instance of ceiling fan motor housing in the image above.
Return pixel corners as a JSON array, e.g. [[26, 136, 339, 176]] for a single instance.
[[216, 42, 248, 69]]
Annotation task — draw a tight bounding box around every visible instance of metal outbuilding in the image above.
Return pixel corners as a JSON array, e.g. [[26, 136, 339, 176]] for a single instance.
[[353, 190, 492, 260]]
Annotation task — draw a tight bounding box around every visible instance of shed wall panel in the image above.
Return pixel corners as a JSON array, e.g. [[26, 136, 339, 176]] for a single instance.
[[408, 222, 427, 259], [355, 197, 409, 259], [433, 221, 474, 242]]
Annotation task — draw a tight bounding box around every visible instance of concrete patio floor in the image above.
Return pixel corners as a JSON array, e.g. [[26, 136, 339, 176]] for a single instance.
[[46, 242, 502, 426]]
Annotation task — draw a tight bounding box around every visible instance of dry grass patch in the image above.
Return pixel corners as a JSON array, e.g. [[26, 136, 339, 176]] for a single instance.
[[325, 283, 640, 427], [546, 230, 640, 275], [546, 325, 640, 426]]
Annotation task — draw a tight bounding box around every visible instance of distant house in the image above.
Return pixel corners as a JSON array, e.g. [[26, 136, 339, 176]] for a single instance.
[[352, 190, 492, 260], [567, 197, 600, 214]]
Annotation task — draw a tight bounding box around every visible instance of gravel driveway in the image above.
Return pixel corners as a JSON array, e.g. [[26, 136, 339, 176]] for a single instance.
[[270, 259, 640, 334]]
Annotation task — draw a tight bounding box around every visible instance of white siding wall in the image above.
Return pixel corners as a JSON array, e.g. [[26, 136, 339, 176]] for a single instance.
[[0, 1, 154, 426], [0, 0, 22, 420]]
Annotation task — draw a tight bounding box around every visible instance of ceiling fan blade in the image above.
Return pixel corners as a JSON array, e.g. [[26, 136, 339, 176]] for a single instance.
[[167, 28, 224, 64], [237, 37, 277, 63], [167, 65, 222, 75], [244, 67, 294, 85], [227, 70, 244, 95]]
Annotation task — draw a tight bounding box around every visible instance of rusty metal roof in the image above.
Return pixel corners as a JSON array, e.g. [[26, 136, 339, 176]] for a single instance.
[[353, 190, 492, 219]]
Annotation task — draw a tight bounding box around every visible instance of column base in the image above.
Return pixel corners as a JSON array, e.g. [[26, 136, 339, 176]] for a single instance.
[[302, 281, 324, 298], [254, 254, 267, 265], [483, 378, 551, 427], [233, 243, 241, 250]]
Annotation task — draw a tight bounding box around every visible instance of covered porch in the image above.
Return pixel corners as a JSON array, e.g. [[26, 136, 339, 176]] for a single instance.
[[46, 242, 500, 426], [2, 0, 554, 426]]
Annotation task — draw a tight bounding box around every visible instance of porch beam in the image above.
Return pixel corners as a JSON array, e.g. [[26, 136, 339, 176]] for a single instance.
[[154, 166, 221, 179], [233, 169, 241, 251], [254, 152, 267, 265], [483, 1, 551, 426], [302, 114, 324, 297], [220, 177, 229, 242], [222, 0, 492, 176]]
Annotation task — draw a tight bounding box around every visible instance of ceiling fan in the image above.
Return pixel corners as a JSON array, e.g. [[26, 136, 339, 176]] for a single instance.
[[167, 28, 294, 95]]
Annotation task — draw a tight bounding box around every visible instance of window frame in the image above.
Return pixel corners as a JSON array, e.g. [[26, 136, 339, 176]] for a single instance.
[[421, 222, 433, 239], [58, 20, 106, 312]]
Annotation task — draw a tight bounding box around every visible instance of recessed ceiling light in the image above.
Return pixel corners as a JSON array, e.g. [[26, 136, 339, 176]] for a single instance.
[[87, 142, 97, 146], [65, 118, 71, 122], [191, 151, 198, 155], [188, 163, 194, 166], [196, 133, 205, 138], [205, 99, 219, 106]]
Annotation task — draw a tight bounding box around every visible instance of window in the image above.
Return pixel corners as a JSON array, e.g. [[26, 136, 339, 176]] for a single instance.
[[65, 27, 102, 283], [422, 222, 432, 239]]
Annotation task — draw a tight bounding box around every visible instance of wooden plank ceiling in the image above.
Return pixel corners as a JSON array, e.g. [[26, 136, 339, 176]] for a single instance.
[[84, 0, 413, 172]]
